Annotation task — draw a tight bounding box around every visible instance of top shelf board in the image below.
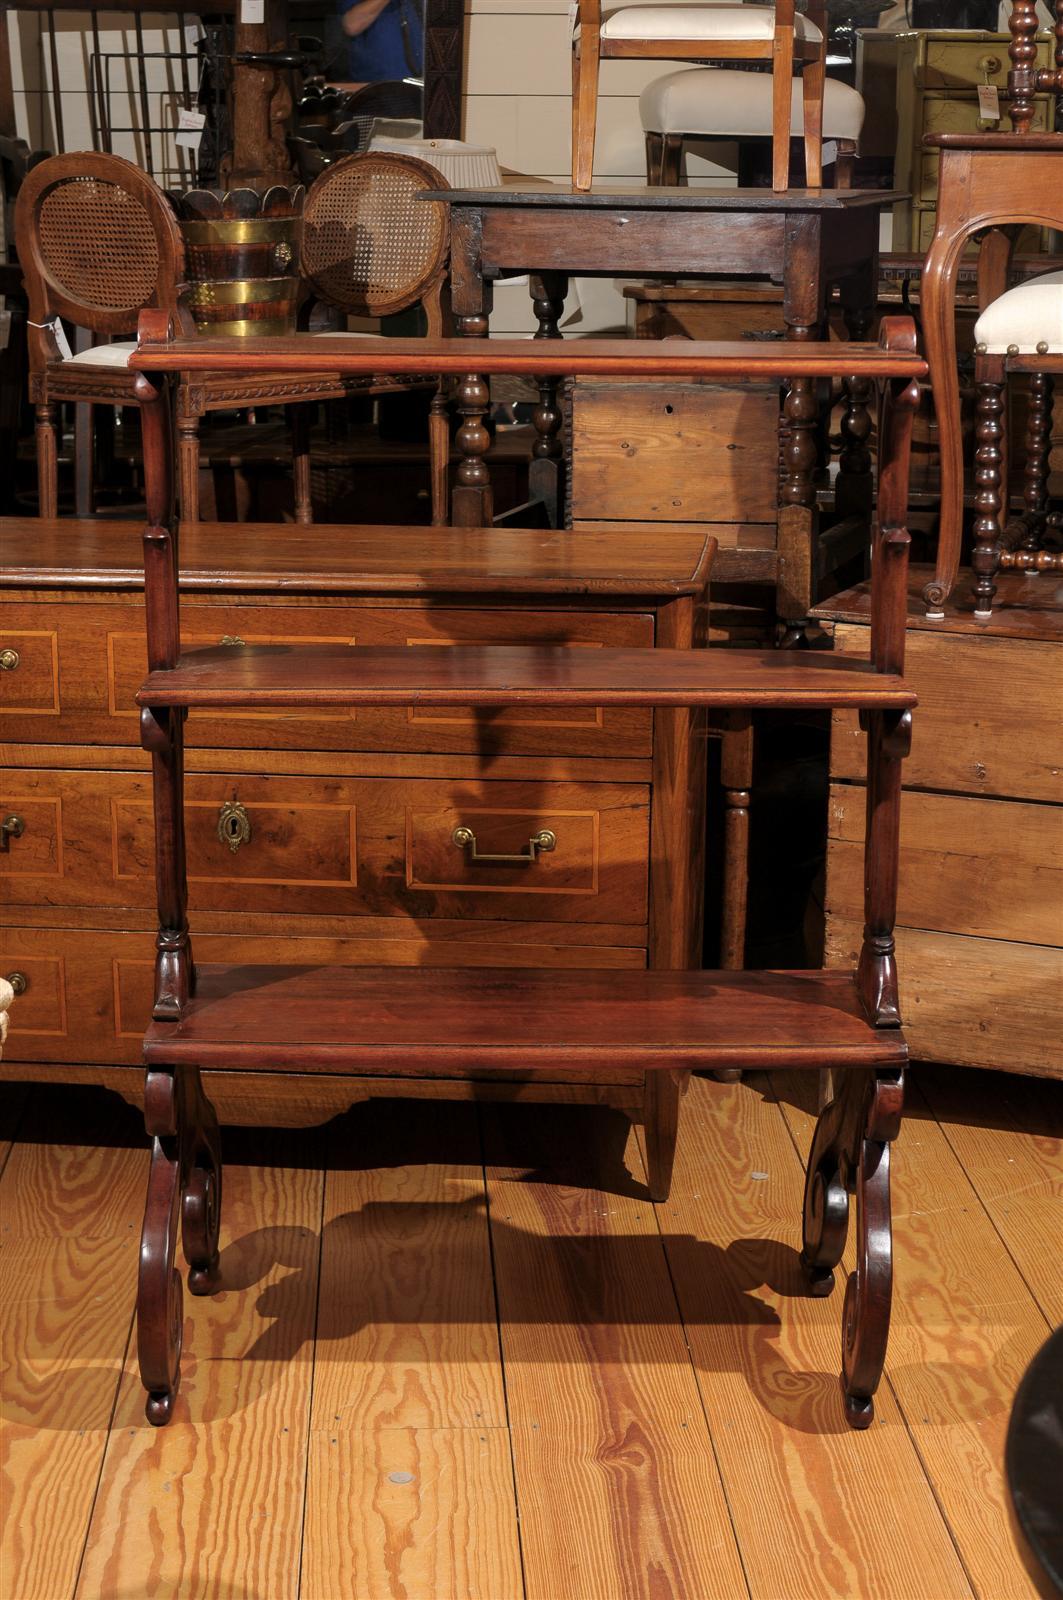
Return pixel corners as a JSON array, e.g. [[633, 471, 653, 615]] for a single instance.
[[129, 335, 929, 382], [425, 185, 910, 212]]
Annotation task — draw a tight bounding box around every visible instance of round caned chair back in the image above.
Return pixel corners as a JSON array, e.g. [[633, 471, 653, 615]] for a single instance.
[[14, 150, 184, 335], [301, 152, 449, 321]]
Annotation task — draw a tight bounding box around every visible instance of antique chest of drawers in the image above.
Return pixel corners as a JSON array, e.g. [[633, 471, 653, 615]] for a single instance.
[[815, 566, 1063, 1080], [857, 28, 1057, 250], [0, 517, 712, 1126]]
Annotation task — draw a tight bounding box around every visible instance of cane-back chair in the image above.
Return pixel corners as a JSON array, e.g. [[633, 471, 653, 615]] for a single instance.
[[14, 151, 185, 518], [571, 1, 828, 192], [921, 0, 1063, 618]]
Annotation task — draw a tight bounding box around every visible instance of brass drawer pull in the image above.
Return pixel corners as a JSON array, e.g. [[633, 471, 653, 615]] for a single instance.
[[1, 814, 25, 847], [218, 799, 252, 853], [0, 648, 20, 671], [6, 972, 27, 996], [451, 825, 556, 865]]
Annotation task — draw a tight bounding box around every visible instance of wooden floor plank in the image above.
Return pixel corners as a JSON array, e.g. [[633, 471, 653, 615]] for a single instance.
[[655, 1073, 972, 1600], [775, 1069, 1052, 1600], [300, 1100, 522, 1600], [918, 1066, 1063, 1324], [482, 1101, 749, 1600], [1, 1091, 146, 1600], [75, 1137, 323, 1600]]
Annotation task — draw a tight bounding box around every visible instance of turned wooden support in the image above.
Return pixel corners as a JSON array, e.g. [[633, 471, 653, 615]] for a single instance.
[[528, 272, 568, 528], [971, 364, 1006, 618], [1008, 0, 1063, 133], [1019, 370, 1053, 555], [452, 312, 493, 527], [720, 710, 753, 972]]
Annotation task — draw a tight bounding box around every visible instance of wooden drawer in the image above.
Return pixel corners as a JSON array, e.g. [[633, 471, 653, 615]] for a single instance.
[[567, 381, 779, 525], [0, 926, 646, 1066], [830, 626, 1063, 803], [917, 97, 1052, 199], [0, 769, 649, 925], [0, 600, 654, 757], [917, 37, 1054, 91], [827, 785, 1063, 946], [0, 629, 60, 715], [826, 919, 1062, 1079]]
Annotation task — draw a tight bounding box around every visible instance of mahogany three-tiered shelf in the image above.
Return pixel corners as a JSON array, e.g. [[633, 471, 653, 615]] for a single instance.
[[127, 315, 924, 1432]]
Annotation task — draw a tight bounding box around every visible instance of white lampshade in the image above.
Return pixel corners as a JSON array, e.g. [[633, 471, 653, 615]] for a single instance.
[[368, 134, 503, 189]]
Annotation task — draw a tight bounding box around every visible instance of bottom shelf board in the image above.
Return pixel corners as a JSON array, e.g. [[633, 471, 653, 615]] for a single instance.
[[143, 966, 906, 1074]]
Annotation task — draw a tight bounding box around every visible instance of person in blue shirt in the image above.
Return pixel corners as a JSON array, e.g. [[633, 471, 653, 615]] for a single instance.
[[338, 0, 423, 83]]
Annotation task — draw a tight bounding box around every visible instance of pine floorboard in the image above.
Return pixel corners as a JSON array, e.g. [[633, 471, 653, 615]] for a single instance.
[[0, 1066, 1058, 1600]]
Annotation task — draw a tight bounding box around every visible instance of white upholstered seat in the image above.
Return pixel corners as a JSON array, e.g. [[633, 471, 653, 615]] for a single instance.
[[974, 270, 1063, 356], [62, 340, 138, 367], [590, 5, 822, 41], [641, 67, 862, 138]]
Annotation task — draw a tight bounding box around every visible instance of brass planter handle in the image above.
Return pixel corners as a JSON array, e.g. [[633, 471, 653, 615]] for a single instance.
[[0, 648, 20, 671], [1, 814, 25, 846], [451, 825, 556, 865]]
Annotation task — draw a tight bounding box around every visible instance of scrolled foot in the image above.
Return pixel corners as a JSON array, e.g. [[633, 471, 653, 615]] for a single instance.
[[803, 1262, 836, 1298], [183, 1163, 221, 1296], [146, 1387, 177, 1427], [843, 1386, 875, 1430]]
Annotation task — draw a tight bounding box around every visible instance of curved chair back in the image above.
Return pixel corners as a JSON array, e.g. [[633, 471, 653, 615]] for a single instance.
[[14, 151, 184, 345], [301, 152, 449, 332]]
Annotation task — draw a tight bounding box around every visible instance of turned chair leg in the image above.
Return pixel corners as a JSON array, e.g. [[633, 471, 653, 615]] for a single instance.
[[643, 1068, 688, 1203], [972, 359, 1006, 618], [138, 1063, 223, 1426], [290, 403, 313, 524], [572, 28, 601, 191], [1017, 370, 1053, 561], [178, 414, 202, 524], [35, 401, 59, 518], [800, 1066, 904, 1428], [429, 382, 451, 525]]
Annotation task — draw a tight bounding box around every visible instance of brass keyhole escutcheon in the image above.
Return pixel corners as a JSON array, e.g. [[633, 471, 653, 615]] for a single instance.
[[217, 799, 252, 853], [0, 648, 20, 671]]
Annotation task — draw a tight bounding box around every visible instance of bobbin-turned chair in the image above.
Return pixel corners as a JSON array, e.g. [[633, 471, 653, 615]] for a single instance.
[[920, 0, 1063, 618], [571, 1, 828, 191]]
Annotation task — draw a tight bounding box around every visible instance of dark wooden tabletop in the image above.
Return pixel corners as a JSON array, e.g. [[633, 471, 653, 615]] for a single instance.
[[423, 185, 909, 211]]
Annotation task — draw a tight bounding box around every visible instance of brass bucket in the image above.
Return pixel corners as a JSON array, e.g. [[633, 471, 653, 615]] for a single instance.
[[178, 203, 302, 337]]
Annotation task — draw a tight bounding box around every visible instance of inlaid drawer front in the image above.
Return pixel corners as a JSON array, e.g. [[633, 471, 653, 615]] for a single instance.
[[2, 927, 646, 1066], [3, 601, 653, 757], [0, 948, 68, 1038], [1, 769, 649, 924], [0, 629, 60, 715]]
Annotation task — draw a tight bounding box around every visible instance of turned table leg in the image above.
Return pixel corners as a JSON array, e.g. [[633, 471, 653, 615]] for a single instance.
[[450, 209, 495, 527], [779, 213, 827, 623], [529, 272, 569, 528]]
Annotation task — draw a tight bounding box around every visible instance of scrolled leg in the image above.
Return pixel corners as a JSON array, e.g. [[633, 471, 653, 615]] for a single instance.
[[138, 1067, 186, 1426], [801, 1067, 904, 1428], [182, 1067, 223, 1297]]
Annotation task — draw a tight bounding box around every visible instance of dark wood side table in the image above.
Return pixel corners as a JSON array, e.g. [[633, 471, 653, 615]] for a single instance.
[[430, 183, 903, 623]]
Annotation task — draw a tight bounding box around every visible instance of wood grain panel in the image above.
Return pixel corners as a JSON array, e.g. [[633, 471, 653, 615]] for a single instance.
[[0, 1124, 145, 1600], [827, 785, 1063, 945], [0, 629, 59, 714], [1, 600, 653, 757], [655, 1073, 972, 1600], [776, 1072, 1052, 1600], [830, 625, 1063, 801], [568, 382, 779, 523], [826, 918, 1063, 1076], [76, 1157, 322, 1600], [0, 768, 649, 924], [918, 1065, 1063, 1325], [481, 1102, 748, 1600]]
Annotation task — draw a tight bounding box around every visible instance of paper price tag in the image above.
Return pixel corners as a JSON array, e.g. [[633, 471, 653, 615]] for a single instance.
[[51, 317, 72, 361], [822, 140, 838, 168], [978, 83, 1001, 121], [185, 20, 201, 51], [175, 107, 206, 151], [240, 0, 265, 24]]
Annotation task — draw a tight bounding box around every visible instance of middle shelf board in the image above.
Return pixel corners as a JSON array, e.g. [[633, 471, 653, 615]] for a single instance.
[[137, 645, 916, 712], [144, 965, 908, 1073]]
